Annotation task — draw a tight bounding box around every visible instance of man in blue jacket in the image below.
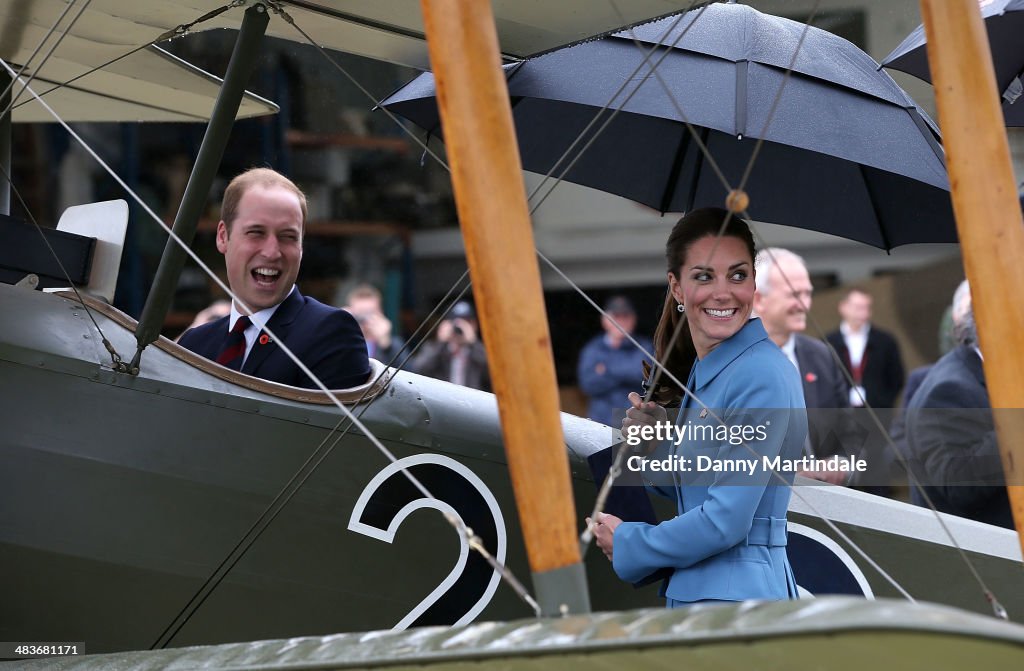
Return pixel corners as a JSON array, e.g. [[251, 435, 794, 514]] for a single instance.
[[577, 296, 653, 426], [178, 168, 369, 389]]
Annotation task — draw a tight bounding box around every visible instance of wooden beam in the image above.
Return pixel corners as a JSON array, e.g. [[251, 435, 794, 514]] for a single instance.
[[419, 0, 588, 614], [286, 129, 409, 153], [920, 0, 1024, 558]]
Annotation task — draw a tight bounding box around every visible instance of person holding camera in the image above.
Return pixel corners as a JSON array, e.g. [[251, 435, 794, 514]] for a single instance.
[[411, 301, 490, 390]]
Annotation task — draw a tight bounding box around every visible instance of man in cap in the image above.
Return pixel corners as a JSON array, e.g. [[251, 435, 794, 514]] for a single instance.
[[577, 296, 653, 426], [411, 300, 489, 390]]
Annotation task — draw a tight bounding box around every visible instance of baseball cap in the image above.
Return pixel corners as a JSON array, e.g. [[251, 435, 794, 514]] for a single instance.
[[603, 296, 635, 316], [450, 301, 476, 320]]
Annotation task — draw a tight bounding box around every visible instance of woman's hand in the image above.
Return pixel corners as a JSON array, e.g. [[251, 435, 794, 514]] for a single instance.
[[622, 391, 668, 453], [587, 511, 623, 561]]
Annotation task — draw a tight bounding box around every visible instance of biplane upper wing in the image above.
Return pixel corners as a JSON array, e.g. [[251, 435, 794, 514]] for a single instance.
[[1, 0, 691, 122]]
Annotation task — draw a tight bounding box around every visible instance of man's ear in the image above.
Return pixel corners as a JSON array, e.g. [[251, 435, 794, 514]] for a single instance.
[[216, 220, 229, 254]]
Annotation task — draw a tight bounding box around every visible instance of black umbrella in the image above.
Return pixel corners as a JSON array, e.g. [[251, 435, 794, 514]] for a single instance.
[[382, 3, 957, 250], [882, 0, 1024, 127]]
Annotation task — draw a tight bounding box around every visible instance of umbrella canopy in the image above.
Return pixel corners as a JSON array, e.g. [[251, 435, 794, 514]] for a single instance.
[[881, 0, 1024, 127], [381, 3, 958, 250]]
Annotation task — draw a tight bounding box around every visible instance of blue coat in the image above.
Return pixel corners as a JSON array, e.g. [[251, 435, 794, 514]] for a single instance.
[[577, 333, 654, 426], [612, 318, 807, 603], [179, 289, 370, 389]]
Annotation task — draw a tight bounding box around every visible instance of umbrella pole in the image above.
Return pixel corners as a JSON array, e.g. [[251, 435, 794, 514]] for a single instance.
[[419, 0, 590, 617], [920, 0, 1024, 558]]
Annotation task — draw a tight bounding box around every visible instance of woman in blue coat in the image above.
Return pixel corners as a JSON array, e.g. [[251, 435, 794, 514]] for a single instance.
[[591, 208, 807, 605]]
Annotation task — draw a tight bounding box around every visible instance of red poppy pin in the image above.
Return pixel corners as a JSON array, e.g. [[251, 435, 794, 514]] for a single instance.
[[805, 372, 817, 383], [259, 333, 272, 346]]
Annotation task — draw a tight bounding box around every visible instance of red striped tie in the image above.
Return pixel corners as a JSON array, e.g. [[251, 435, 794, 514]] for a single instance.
[[216, 316, 251, 370]]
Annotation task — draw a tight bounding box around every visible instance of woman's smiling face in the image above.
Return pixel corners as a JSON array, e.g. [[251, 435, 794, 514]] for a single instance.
[[669, 234, 755, 359]]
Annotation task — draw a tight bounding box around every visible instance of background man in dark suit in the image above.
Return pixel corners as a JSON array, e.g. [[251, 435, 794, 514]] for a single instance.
[[754, 248, 861, 485], [826, 288, 905, 410], [178, 168, 370, 389], [905, 281, 1012, 528]]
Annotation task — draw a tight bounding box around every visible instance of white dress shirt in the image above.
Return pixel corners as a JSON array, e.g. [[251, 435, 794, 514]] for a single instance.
[[780, 334, 799, 371], [840, 321, 870, 370]]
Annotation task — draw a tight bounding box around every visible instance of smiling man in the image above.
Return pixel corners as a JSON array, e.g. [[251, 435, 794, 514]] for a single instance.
[[753, 248, 860, 485], [178, 168, 370, 389]]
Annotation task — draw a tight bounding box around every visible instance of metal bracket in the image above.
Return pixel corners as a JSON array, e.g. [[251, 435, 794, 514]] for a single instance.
[[15, 273, 39, 290]]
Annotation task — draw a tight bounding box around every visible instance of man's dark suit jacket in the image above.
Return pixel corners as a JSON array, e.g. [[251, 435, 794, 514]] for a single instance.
[[793, 334, 856, 459], [826, 326, 905, 409], [905, 346, 1012, 528], [178, 289, 371, 389], [888, 364, 934, 490]]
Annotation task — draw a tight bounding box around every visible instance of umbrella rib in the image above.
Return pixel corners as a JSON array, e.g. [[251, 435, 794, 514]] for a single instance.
[[906, 106, 949, 176], [609, 5, 735, 203], [684, 127, 711, 212], [526, 3, 705, 212], [657, 128, 693, 214], [737, 0, 822, 197], [735, 59, 748, 138], [856, 163, 892, 251]]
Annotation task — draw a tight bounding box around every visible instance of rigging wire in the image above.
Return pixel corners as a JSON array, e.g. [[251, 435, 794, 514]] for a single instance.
[[598, 0, 1005, 614], [271, 0, 959, 609], [266, 2, 449, 174], [747, 241, 1009, 618], [273, 0, 1001, 615], [0, 0, 79, 112], [709, 0, 1003, 615], [282, 0, 1007, 618], [525, 4, 734, 217], [0, 0, 254, 364], [0, 61, 535, 647], [552, 0, 925, 605], [0, 0, 93, 121], [267, 1, 550, 616], [0, 159, 125, 369], [9, 0, 249, 115], [6, 0, 1005, 631]]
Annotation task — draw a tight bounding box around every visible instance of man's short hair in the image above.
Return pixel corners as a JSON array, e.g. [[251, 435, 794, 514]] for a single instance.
[[951, 280, 977, 347], [841, 286, 872, 302], [347, 283, 382, 304], [754, 247, 807, 294], [220, 167, 308, 232]]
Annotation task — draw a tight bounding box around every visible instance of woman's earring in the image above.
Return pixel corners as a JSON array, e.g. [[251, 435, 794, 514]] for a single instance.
[[677, 303, 685, 313]]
